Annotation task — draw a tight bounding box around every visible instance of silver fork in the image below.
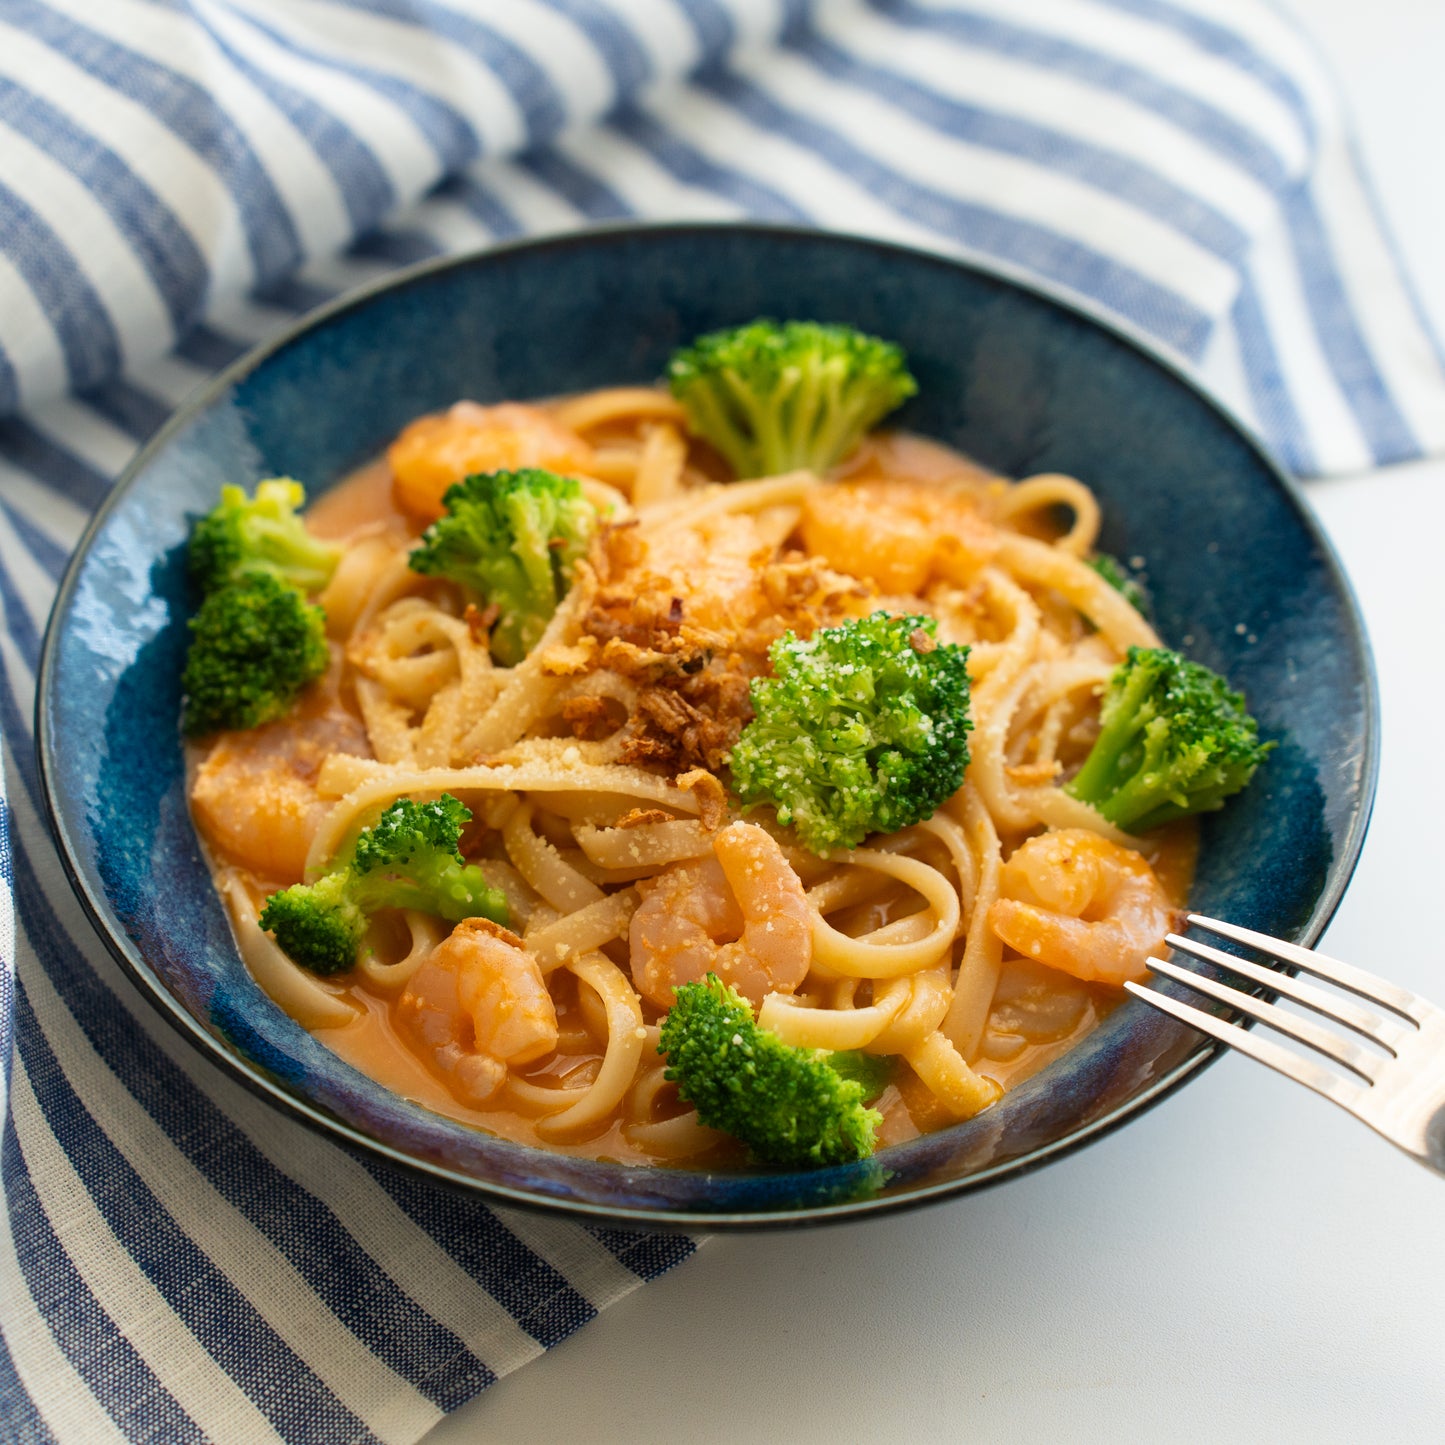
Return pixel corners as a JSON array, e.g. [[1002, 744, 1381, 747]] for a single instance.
[[1125, 915, 1445, 1175]]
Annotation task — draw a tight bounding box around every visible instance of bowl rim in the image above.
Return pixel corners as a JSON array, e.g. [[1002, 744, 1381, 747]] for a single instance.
[[36, 219, 1380, 1230]]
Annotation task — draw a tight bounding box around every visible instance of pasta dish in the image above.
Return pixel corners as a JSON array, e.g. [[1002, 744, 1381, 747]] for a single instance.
[[183, 321, 1267, 1169]]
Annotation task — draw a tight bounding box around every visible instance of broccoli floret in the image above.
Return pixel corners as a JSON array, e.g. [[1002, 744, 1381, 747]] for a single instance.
[[256, 872, 362, 977], [189, 478, 341, 595], [181, 573, 329, 736], [728, 612, 973, 854], [259, 794, 510, 976], [1065, 646, 1273, 832], [347, 795, 504, 918], [666, 319, 918, 478], [182, 480, 339, 735], [408, 468, 597, 666], [1088, 553, 1149, 615], [659, 975, 882, 1168]]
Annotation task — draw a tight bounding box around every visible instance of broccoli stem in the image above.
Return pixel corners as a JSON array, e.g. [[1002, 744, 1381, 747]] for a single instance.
[[722, 368, 786, 475], [1066, 662, 1156, 807]]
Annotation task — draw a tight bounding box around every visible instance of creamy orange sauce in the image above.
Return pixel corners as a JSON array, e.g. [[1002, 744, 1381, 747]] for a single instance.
[[192, 409, 1197, 1165], [305, 457, 409, 540], [313, 989, 675, 1162]]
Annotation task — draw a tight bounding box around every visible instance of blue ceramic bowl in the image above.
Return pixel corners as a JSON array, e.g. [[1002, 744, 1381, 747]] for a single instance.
[[38, 224, 1376, 1228]]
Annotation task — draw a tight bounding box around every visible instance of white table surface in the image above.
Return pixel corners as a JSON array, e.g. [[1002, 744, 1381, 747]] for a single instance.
[[431, 5, 1445, 1440]]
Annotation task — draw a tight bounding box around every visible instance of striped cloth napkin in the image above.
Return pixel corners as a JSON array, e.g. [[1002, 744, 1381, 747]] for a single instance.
[[0, 2, 1440, 1441]]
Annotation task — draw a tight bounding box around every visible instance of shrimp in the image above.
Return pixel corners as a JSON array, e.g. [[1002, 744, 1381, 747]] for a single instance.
[[987, 829, 1179, 986], [387, 401, 593, 520], [800, 479, 998, 594], [630, 820, 811, 1009], [396, 917, 559, 1107], [191, 707, 368, 881]]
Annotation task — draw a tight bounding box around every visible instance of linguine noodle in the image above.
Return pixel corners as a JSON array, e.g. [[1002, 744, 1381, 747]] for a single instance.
[[189, 387, 1194, 1165]]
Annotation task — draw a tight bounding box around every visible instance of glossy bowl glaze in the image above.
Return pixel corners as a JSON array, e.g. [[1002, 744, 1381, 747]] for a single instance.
[[38, 224, 1376, 1228]]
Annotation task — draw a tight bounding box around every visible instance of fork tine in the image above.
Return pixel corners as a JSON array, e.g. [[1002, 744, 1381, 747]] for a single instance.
[[1165, 933, 1413, 1054], [1187, 914, 1423, 1022], [1146, 957, 1382, 1082], [1124, 981, 1369, 1110]]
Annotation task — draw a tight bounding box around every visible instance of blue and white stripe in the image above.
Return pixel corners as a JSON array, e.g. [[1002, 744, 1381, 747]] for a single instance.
[[0, 0, 1437, 472], [0, 0, 1440, 1438]]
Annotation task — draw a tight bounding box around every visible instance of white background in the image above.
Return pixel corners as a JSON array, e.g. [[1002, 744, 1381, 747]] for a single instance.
[[431, 3, 1445, 1439]]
